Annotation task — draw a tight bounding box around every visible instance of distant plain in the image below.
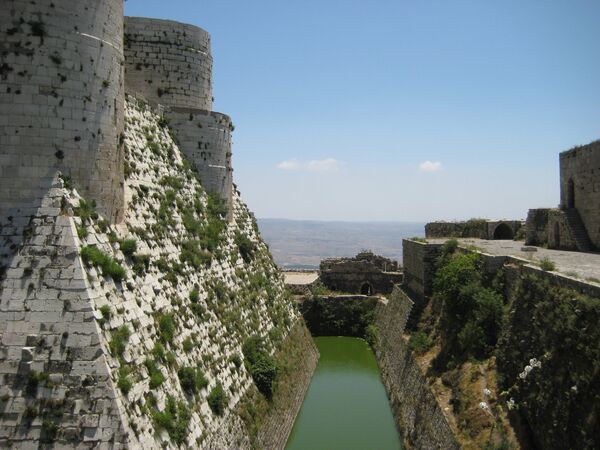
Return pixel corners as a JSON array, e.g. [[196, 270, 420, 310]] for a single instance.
[[257, 218, 425, 269]]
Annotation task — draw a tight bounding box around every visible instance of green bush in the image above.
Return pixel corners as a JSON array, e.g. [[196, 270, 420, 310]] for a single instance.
[[365, 324, 378, 347], [132, 254, 151, 276], [152, 342, 166, 363], [182, 337, 194, 353], [109, 325, 131, 356], [409, 331, 431, 354], [98, 304, 111, 327], [157, 314, 176, 343], [145, 359, 165, 389], [189, 288, 199, 303], [117, 366, 133, 394], [433, 250, 505, 365], [207, 383, 227, 416], [74, 199, 98, 223], [235, 233, 255, 263], [207, 192, 228, 219], [177, 366, 208, 394], [153, 396, 191, 444], [40, 420, 58, 443], [242, 336, 279, 399], [119, 239, 137, 258], [180, 239, 212, 269], [81, 246, 125, 282], [539, 257, 556, 271]]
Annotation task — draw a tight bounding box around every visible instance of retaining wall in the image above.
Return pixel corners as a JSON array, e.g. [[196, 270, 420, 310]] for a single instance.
[[374, 287, 459, 450], [256, 321, 319, 450]]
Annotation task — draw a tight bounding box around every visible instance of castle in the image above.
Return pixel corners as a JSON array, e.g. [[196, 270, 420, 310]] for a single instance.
[[0, 1, 234, 228], [526, 139, 600, 252], [0, 2, 317, 448]]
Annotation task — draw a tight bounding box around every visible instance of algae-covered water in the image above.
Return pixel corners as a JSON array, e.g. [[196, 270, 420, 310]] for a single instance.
[[285, 336, 402, 450]]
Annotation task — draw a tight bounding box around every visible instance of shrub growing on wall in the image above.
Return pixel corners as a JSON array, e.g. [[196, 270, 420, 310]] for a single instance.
[[242, 336, 279, 399], [432, 246, 504, 368]]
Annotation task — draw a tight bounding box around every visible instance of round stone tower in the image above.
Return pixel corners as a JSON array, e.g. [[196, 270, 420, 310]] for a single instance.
[[124, 17, 233, 217], [0, 0, 125, 222], [124, 17, 213, 110]]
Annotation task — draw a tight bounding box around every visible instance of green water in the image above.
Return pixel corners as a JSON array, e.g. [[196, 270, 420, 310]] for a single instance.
[[285, 336, 402, 450]]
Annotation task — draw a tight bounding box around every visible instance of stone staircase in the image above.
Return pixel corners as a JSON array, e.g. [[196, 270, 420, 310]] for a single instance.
[[564, 208, 594, 252]]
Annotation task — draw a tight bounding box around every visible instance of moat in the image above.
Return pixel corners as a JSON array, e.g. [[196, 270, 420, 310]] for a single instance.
[[285, 337, 402, 450]]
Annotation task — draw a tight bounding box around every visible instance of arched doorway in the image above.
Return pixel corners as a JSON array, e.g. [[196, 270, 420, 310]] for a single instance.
[[553, 222, 560, 248], [567, 178, 575, 208], [493, 223, 513, 240], [360, 282, 373, 296]]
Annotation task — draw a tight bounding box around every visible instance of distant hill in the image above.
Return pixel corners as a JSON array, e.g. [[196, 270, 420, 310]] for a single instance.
[[257, 218, 425, 269]]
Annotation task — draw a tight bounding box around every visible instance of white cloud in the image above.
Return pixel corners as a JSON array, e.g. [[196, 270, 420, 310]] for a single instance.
[[277, 158, 341, 172], [277, 159, 300, 170], [419, 160, 443, 172]]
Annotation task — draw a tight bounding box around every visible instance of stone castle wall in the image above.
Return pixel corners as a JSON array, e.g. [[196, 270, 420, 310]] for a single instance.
[[560, 140, 600, 248], [525, 208, 578, 250], [426, 220, 523, 240], [401, 239, 442, 327], [0, 0, 125, 223], [374, 288, 460, 450], [123, 16, 234, 212], [124, 17, 212, 111], [165, 108, 233, 216]]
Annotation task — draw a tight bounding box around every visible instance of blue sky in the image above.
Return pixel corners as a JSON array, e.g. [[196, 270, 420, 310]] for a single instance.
[[125, 1, 600, 222]]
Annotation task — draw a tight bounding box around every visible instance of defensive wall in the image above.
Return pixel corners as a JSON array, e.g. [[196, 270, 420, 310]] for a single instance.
[[425, 219, 523, 240], [123, 16, 233, 215], [401, 237, 600, 449], [165, 108, 233, 218], [0, 0, 125, 223]]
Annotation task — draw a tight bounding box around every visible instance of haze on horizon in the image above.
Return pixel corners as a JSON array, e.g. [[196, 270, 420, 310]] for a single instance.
[[125, 0, 600, 222]]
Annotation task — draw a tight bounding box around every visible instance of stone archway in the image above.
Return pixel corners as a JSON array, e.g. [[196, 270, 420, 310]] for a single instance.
[[493, 223, 513, 240], [360, 282, 373, 296], [567, 178, 575, 208]]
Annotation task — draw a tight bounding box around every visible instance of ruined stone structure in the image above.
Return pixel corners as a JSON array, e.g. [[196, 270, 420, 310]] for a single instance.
[[526, 139, 600, 252], [0, 0, 126, 223], [425, 219, 523, 240], [124, 17, 233, 216], [319, 251, 402, 295]]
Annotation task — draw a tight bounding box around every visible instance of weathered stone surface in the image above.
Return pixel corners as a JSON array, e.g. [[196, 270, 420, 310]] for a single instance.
[[124, 17, 212, 111], [559, 140, 600, 249], [374, 287, 460, 450], [0, 0, 125, 223], [320, 251, 402, 295], [426, 219, 523, 240]]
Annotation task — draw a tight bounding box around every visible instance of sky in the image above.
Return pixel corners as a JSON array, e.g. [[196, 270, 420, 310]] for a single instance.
[[125, 1, 600, 222]]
